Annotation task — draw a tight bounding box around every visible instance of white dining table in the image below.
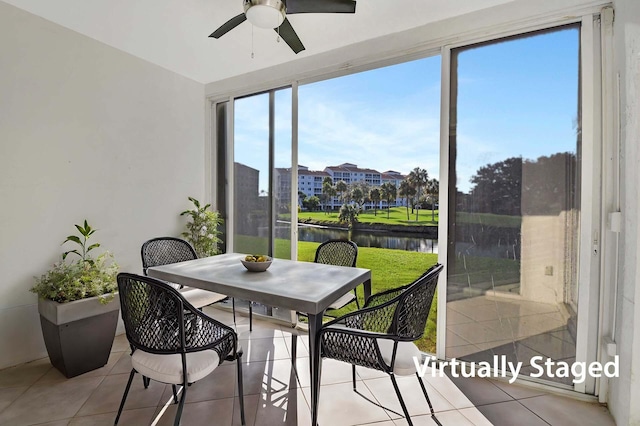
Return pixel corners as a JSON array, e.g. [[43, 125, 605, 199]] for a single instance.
[[147, 252, 372, 426]]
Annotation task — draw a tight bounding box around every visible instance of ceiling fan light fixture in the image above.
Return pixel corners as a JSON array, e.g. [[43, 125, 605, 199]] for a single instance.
[[244, 0, 286, 29]]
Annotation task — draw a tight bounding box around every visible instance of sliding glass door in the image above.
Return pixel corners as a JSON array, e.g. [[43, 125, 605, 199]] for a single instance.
[[445, 25, 588, 387], [212, 87, 293, 320]]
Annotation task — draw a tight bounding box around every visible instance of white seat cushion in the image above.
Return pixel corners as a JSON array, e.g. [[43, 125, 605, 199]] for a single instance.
[[376, 338, 421, 376], [328, 291, 356, 310], [180, 288, 227, 309], [132, 349, 220, 385]]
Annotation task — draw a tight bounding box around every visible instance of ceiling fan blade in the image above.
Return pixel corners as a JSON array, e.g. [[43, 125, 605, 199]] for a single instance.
[[275, 18, 305, 54], [286, 0, 356, 14], [209, 13, 247, 38]]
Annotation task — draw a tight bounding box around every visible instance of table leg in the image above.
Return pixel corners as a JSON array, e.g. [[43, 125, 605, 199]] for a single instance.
[[363, 278, 372, 304], [308, 311, 324, 426]]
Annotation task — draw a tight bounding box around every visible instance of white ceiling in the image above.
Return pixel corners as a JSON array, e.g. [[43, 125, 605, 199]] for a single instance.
[[4, 0, 515, 84]]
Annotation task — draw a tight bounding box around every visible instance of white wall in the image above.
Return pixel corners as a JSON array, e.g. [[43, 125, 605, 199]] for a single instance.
[[0, 2, 205, 369], [610, 0, 640, 424]]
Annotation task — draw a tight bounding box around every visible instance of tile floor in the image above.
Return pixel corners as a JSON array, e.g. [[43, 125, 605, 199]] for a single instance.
[[446, 295, 577, 385], [0, 308, 615, 425]]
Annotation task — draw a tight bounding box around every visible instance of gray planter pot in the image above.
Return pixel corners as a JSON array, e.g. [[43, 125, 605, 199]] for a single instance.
[[38, 294, 120, 378]]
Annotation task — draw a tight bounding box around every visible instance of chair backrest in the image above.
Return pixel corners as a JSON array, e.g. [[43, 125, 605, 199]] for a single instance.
[[314, 239, 358, 267], [141, 237, 198, 275], [117, 272, 187, 354], [392, 263, 443, 340]]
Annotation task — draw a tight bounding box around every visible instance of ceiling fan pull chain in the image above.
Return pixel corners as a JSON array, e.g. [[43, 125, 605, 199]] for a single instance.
[[276, 15, 280, 43], [251, 24, 254, 58]]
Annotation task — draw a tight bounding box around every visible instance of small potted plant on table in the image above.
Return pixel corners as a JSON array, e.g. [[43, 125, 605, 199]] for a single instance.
[[31, 220, 119, 378]]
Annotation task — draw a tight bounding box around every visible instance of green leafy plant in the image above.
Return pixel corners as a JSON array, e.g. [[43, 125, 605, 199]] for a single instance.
[[180, 197, 223, 258], [31, 220, 118, 304]]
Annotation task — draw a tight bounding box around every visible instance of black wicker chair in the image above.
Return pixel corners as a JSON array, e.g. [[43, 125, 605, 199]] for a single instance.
[[141, 237, 253, 330], [115, 273, 245, 426], [314, 239, 361, 310], [318, 263, 444, 426], [291, 239, 361, 326]]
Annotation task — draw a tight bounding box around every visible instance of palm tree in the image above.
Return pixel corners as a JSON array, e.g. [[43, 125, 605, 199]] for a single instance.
[[298, 191, 306, 210], [369, 188, 381, 216], [335, 180, 348, 203], [351, 187, 364, 208], [380, 182, 397, 219], [398, 179, 416, 221], [408, 167, 429, 221], [322, 178, 336, 213], [338, 203, 360, 229], [425, 178, 439, 222]]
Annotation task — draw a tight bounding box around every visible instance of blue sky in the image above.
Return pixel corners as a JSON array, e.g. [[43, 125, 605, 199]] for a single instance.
[[234, 26, 579, 194]]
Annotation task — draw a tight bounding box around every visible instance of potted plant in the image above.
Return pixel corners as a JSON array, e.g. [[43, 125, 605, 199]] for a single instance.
[[180, 196, 223, 257], [31, 220, 119, 378]]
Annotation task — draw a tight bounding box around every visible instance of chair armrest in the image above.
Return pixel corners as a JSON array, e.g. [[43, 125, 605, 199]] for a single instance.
[[323, 296, 400, 334], [364, 285, 408, 308], [182, 302, 238, 361], [319, 325, 396, 372]]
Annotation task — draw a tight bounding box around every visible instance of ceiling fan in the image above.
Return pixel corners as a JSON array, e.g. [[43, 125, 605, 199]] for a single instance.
[[209, 0, 357, 54]]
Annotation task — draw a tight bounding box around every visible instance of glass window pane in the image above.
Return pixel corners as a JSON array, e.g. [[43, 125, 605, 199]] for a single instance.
[[446, 26, 581, 386]]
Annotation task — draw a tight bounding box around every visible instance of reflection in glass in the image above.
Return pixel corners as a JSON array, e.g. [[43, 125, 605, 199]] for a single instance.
[[446, 26, 580, 386]]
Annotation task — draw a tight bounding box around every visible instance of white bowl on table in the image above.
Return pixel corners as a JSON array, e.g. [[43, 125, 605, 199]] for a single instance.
[[240, 256, 272, 272]]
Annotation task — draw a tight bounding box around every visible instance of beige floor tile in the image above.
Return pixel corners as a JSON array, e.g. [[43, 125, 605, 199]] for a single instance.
[[445, 308, 475, 326], [157, 363, 238, 404], [75, 372, 165, 416], [421, 373, 476, 410], [35, 351, 124, 385], [67, 406, 156, 425], [458, 407, 494, 426], [241, 337, 292, 362], [239, 359, 300, 396], [362, 375, 455, 418], [154, 397, 235, 426], [444, 375, 512, 407], [354, 365, 388, 381], [488, 379, 548, 400], [518, 394, 615, 426], [0, 386, 28, 412], [111, 333, 130, 353], [232, 394, 260, 426], [409, 410, 475, 426], [30, 420, 70, 426], [301, 382, 393, 426], [0, 358, 52, 389], [283, 334, 310, 358], [109, 352, 133, 375], [0, 376, 103, 425], [254, 387, 311, 426], [236, 323, 285, 340], [476, 400, 548, 426], [295, 357, 359, 388], [445, 344, 484, 359]]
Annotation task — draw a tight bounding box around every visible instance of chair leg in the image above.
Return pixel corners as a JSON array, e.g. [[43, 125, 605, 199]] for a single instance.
[[143, 375, 150, 389], [352, 365, 357, 390], [232, 298, 236, 324], [416, 374, 435, 415], [174, 382, 188, 426], [249, 303, 253, 332], [115, 369, 136, 425], [172, 384, 179, 404], [236, 354, 246, 425], [389, 373, 413, 426]]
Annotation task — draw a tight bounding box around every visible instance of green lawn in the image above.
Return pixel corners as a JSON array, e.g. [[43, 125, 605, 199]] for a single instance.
[[298, 206, 439, 226]]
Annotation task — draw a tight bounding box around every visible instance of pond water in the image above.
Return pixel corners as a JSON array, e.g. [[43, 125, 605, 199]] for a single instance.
[[286, 224, 438, 253]]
